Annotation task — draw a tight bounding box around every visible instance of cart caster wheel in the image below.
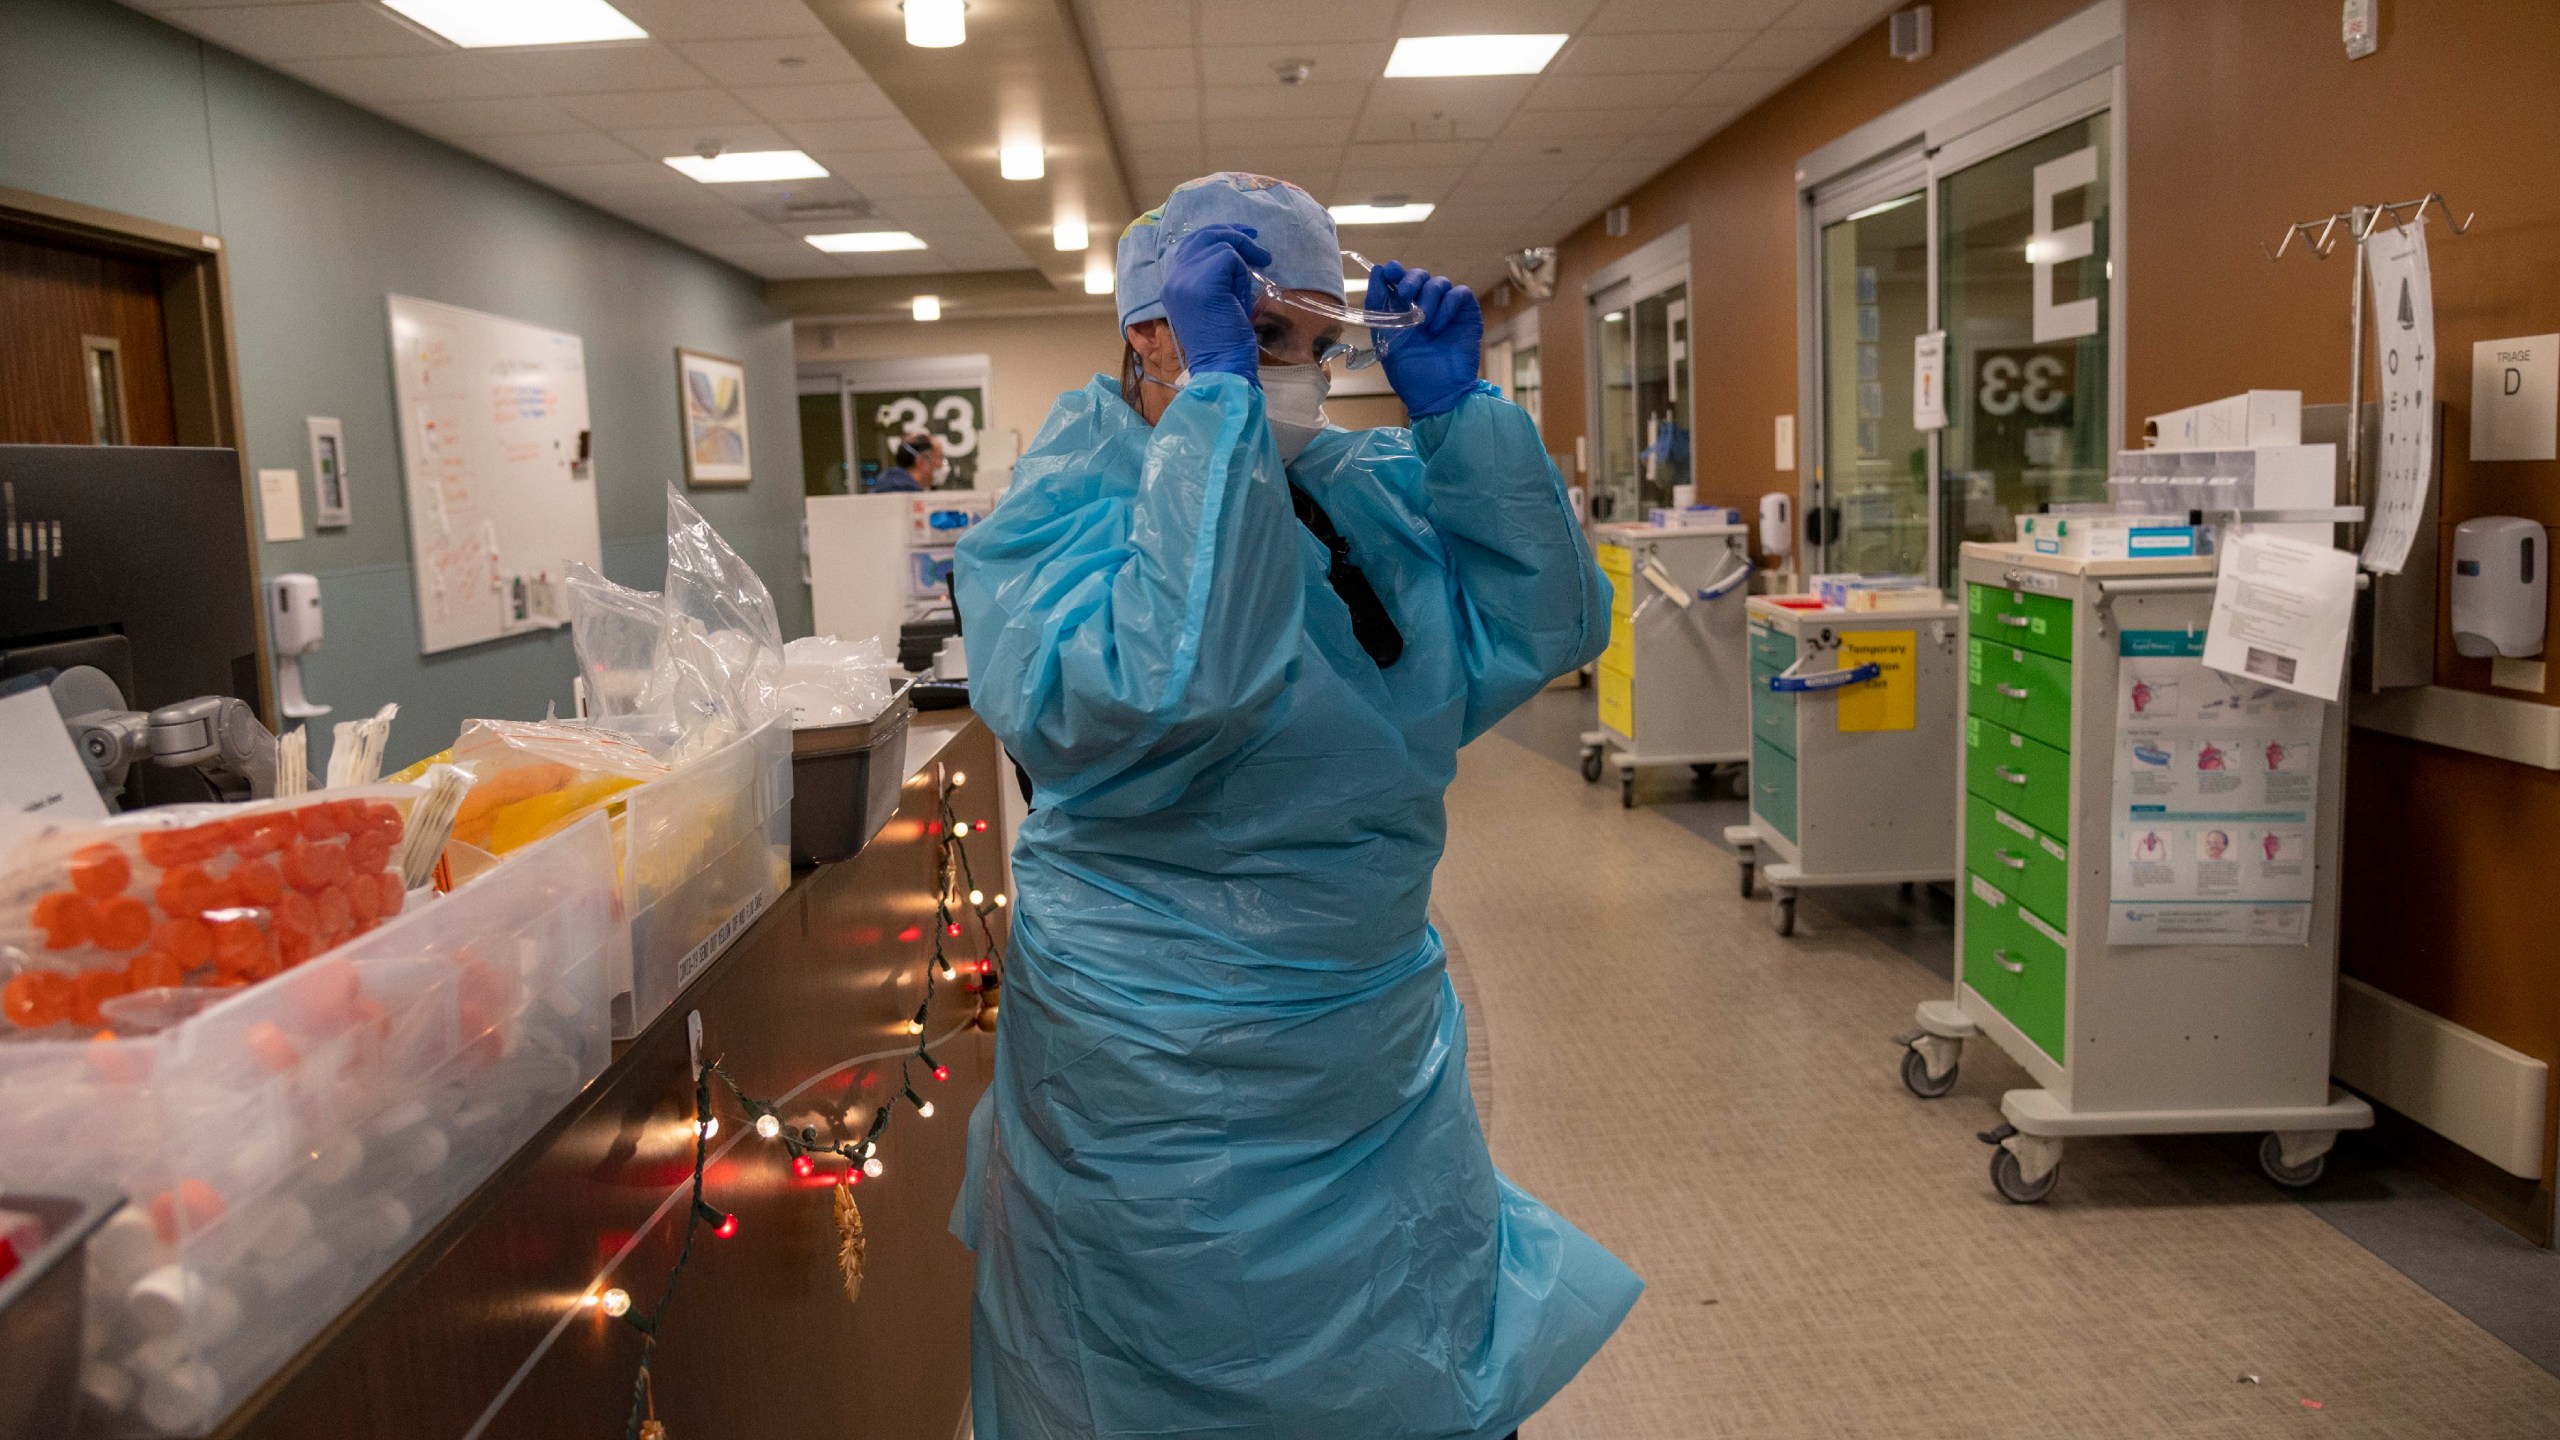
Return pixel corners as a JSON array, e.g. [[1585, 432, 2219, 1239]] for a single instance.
[[1771, 892, 1795, 937], [1991, 1145, 2058, 1204], [1580, 746, 1604, 783], [1738, 859, 1756, 898], [2258, 1133, 2327, 1189], [1620, 773, 1636, 808], [1901, 1046, 1958, 1099]]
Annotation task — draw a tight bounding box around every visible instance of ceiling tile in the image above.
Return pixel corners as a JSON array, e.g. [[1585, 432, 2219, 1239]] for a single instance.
[[1201, 146, 1342, 185], [465, 130, 643, 168], [1391, 0, 1604, 32], [1198, 0, 1392, 46], [1477, 134, 1619, 166], [1778, 0, 1898, 28], [1201, 82, 1368, 121], [735, 82, 902, 123], [1196, 43, 1391, 89], [1114, 88, 1202, 124], [820, 249, 957, 277], [1203, 114, 1354, 149], [670, 37, 872, 88], [1359, 76, 1537, 140], [1324, 169, 1460, 205], [555, 88, 759, 130], [1497, 108, 1653, 142], [1680, 68, 1790, 109], [376, 95, 582, 137], [1584, 0, 1795, 31], [1119, 118, 1209, 152], [1340, 139, 1486, 169], [478, 43, 712, 96], [783, 115, 935, 153], [814, 144, 956, 177], [844, 170, 974, 202], [1085, 0, 1196, 50], [1521, 71, 1695, 111], [1101, 47, 1197, 89], [161, 3, 442, 61], [274, 53, 518, 103], [1554, 29, 1754, 74], [1727, 25, 1853, 70], [616, 122, 796, 159], [611, 0, 832, 41]]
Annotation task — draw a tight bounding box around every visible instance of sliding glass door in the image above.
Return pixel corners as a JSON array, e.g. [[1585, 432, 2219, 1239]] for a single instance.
[[1816, 183, 1930, 576], [1589, 275, 1689, 522]]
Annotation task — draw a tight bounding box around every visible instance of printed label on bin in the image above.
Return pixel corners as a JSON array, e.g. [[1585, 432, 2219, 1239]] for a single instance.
[[675, 883, 778, 990]]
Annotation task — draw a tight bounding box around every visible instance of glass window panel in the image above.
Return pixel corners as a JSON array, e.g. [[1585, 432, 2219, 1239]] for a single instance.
[[1513, 344, 1542, 434], [1632, 284, 1690, 512], [1593, 300, 1637, 520], [1818, 190, 1929, 576], [1936, 111, 2112, 584]]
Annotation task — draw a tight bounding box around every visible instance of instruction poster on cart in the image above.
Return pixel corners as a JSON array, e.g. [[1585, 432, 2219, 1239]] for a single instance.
[[2107, 629, 2321, 945]]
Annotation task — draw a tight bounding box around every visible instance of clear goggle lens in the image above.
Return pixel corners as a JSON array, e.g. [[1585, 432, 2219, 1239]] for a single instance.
[[1254, 254, 1418, 370]]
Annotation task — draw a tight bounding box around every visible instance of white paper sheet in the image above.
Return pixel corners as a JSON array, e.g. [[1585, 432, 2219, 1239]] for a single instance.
[[0, 683, 109, 852], [2202, 532, 2357, 702], [258, 466, 305, 543], [2361, 217, 2434, 574], [1912, 330, 1946, 430]]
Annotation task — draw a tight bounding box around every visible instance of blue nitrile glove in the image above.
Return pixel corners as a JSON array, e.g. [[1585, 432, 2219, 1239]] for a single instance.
[[1367, 261, 1483, 420], [1161, 223, 1271, 384]]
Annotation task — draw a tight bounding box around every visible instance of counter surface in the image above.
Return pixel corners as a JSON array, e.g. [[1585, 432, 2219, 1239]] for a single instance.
[[218, 716, 1008, 1440]]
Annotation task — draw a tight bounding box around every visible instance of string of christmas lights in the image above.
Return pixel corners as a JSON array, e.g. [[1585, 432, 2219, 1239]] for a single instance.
[[524, 764, 1006, 1440]]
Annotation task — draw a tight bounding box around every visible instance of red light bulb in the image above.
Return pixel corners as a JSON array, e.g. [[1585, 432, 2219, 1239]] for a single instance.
[[946, 922, 963, 937], [791, 1154, 815, 1179], [932, 1064, 950, 1082], [713, 1212, 739, 1239], [845, 1169, 863, 1186]]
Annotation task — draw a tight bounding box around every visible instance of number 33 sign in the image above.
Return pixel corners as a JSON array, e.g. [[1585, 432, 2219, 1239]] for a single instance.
[[1976, 348, 2074, 420]]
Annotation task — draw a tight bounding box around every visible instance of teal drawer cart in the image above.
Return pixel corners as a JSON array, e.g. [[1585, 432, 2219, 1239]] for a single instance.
[[1723, 594, 1962, 937], [1901, 543, 2372, 1203]]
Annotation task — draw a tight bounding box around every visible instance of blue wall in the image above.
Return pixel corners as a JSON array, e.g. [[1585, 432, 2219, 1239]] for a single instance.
[[0, 0, 808, 771]]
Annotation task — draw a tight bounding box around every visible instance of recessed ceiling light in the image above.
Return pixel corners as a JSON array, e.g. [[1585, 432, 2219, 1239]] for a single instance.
[[1000, 144, 1045, 181], [382, 0, 646, 48], [1383, 34, 1567, 78], [905, 0, 965, 48], [804, 230, 928, 252], [1083, 261, 1114, 295], [912, 295, 943, 322], [664, 150, 828, 183], [1053, 218, 1088, 251], [1330, 202, 1435, 225]]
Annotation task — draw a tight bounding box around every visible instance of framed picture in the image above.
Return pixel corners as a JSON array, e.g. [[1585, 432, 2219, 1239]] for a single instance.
[[676, 347, 752, 485], [306, 415, 351, 527]]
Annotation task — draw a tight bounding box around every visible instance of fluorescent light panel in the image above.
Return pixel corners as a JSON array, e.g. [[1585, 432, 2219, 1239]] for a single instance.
[[905, 0, 965, 48], [384, 0, 646, 47], [1000, 144, 1045, 181], [1330, 202, 1435, 225], [665, 150, 828, 183], [1383, 34, 1567, 78], [804, 230, 928, 252]]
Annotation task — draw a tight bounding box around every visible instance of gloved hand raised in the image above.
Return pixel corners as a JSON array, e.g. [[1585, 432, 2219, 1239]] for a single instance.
[[1161, 224, 1272, 384], [1365, 262, 1483, 420]]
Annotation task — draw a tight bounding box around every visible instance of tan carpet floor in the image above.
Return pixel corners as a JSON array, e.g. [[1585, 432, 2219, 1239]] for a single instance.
[[1433, 730, 2560, 1440]]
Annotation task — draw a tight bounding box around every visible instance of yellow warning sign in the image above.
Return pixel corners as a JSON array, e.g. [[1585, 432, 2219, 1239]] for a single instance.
[[1836, 629, 1917, 732]]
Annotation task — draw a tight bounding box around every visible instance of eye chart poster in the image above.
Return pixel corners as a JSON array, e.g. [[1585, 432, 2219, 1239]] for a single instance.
[[2108, 629, 2324, 945], [2360, 216, 2434, 575]]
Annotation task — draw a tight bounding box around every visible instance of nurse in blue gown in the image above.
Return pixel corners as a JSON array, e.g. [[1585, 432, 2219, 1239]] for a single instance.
[[952, 172, 1641, 1440]]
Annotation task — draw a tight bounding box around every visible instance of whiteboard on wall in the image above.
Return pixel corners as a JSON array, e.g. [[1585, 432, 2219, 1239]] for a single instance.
[[387, 295, 605, 655]]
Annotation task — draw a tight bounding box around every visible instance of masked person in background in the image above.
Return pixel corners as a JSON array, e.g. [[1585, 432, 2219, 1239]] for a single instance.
[[951, 172, 1639, 1440], [873, 430, 945, 492]]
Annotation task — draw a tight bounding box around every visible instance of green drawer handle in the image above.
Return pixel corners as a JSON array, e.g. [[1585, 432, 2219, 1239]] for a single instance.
[[1995, 612, 2032, 628], [1995, 766, 2029, 785], [1995, 683, 2030, 700], [1992, 949, 2025, 974], [1993, 848, 2028, 869], [1759, 783, 1781, 794]]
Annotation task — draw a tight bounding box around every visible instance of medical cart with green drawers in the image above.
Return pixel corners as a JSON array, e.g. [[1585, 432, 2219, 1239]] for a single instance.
[[1723, 593, 1962, 938], [1899, 542, 2370, 1204]]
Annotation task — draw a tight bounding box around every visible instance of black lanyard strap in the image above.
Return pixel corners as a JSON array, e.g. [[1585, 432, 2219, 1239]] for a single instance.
[[1288, 482, 1404, 669]]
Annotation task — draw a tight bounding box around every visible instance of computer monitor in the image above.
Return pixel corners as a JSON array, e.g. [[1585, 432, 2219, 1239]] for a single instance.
[[0, 444, 265, 805]]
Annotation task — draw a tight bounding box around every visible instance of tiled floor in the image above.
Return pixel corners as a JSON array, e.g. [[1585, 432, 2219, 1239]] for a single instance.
[[1438, 692, 2560, 1438]]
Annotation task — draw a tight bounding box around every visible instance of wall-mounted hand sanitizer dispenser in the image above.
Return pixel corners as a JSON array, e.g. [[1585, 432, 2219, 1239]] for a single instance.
[[2450, 517, 2547, 658], [1759, 492, 1794, 560]]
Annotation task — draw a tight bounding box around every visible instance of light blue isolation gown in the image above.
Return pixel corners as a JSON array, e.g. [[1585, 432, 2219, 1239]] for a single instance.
[[951, 371, 1641, 1440]]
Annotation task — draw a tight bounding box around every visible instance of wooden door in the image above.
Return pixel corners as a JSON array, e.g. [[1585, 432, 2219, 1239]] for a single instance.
[[0, 229, 179, 445]]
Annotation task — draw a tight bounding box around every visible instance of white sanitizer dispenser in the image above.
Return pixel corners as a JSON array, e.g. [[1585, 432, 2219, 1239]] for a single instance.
[[2450, 516, 2547, 659]]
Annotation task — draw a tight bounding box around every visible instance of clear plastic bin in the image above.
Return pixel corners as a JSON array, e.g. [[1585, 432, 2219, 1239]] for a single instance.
[[0, 812, 621, 1437], [616, 717, 791, 1038]]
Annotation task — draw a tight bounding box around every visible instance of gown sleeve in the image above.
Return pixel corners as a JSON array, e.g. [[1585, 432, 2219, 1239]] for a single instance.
[[1410, 382, 1612, 742], [955, 374, 1307, 817]]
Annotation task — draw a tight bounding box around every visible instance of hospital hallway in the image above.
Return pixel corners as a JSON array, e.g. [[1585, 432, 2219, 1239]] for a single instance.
[[1429, 687, 2560, 1440]]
